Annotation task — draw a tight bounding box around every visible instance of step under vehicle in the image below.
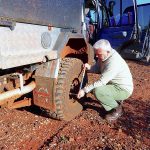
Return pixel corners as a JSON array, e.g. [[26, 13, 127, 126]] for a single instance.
[[0, 0, 93, 121], [85, 0, 150, 62]]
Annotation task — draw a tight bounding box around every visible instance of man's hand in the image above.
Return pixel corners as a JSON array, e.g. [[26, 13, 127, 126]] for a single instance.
[[83, 63, 91, 70], [77, 89, 85, 99]]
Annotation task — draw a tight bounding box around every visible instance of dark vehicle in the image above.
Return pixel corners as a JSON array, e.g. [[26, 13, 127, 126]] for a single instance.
[[85, 0, 150, 62], [0, 0, 93, 121]]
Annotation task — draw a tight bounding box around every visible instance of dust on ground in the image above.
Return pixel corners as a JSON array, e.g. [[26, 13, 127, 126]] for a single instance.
[[0, 60, 149, 150]]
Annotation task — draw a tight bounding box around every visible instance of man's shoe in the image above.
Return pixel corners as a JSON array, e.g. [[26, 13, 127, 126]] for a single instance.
[[105, 105, 123, 122]]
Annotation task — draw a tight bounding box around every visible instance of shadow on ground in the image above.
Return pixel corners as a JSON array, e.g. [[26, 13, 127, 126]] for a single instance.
[[116, 98, 150, 140]]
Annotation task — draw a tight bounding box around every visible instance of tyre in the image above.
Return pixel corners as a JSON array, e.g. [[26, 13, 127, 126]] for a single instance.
[[50, 58, 83, 121], [119, 41, 141, 60]]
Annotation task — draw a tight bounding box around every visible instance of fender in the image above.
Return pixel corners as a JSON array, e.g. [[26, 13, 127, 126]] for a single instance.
[[51, 32, 89, 63]]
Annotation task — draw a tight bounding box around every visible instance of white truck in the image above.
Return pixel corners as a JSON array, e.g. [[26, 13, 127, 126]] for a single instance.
[[0, 0, 93, 121]]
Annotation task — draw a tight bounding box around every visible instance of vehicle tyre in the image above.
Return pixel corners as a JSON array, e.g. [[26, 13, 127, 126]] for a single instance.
[[50, 58, 83, 121], [119, 40, 141, 60]]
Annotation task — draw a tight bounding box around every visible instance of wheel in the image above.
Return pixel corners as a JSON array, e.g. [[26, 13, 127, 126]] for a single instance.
[[50, 58, 83, 121], [120, 47, 138, 59], [119, 40, 142, 60]]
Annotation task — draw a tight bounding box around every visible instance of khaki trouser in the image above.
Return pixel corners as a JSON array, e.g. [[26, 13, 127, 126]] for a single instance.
[[93, 84, 131, 111]]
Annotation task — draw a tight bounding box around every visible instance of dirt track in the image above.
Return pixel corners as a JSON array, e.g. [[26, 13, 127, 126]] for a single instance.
[[0, 60, 150, 150]]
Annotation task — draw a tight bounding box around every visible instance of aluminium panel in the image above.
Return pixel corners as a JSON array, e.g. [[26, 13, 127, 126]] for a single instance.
[[0, 0, 83, 30]]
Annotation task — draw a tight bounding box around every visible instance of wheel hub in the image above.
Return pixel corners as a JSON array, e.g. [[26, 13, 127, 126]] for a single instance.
[[69, 78, 80, 99]]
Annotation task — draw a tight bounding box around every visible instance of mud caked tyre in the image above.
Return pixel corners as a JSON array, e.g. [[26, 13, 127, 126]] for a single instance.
[[51, 58, 83, 121]]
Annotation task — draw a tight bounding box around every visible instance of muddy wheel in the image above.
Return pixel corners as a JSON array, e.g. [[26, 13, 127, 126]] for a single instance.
[[119, 40, 141, 60], [50, 58, 83, 121]]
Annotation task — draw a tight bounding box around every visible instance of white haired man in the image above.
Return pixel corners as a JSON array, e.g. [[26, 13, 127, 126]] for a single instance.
[[77, 39, 133, 122]]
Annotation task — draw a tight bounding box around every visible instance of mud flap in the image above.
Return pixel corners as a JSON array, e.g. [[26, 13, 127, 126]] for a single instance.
[[33, 59, 60, 112], [33, 76, 55, 111]]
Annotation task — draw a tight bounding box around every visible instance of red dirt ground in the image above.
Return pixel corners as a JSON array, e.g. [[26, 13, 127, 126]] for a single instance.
[[0, 60, 149, 150]]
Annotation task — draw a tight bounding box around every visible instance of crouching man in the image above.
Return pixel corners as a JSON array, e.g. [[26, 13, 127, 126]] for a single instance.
[[77, 39, 133, 122]]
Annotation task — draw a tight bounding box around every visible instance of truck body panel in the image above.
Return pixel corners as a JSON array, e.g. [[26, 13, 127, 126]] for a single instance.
[[0, 0, 83, 30], [0, 23, 59, 69]]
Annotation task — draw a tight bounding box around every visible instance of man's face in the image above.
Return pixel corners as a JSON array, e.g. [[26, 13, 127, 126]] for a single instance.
[[95, 48, 110, 61]]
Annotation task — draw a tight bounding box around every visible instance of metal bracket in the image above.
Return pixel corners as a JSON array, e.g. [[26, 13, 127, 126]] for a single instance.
[[0, 17, 16, 30], [12, 73, 24, 91]]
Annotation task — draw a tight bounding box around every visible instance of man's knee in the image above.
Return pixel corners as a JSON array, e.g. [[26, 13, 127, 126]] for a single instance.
[[94, 87, 108, 100]]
